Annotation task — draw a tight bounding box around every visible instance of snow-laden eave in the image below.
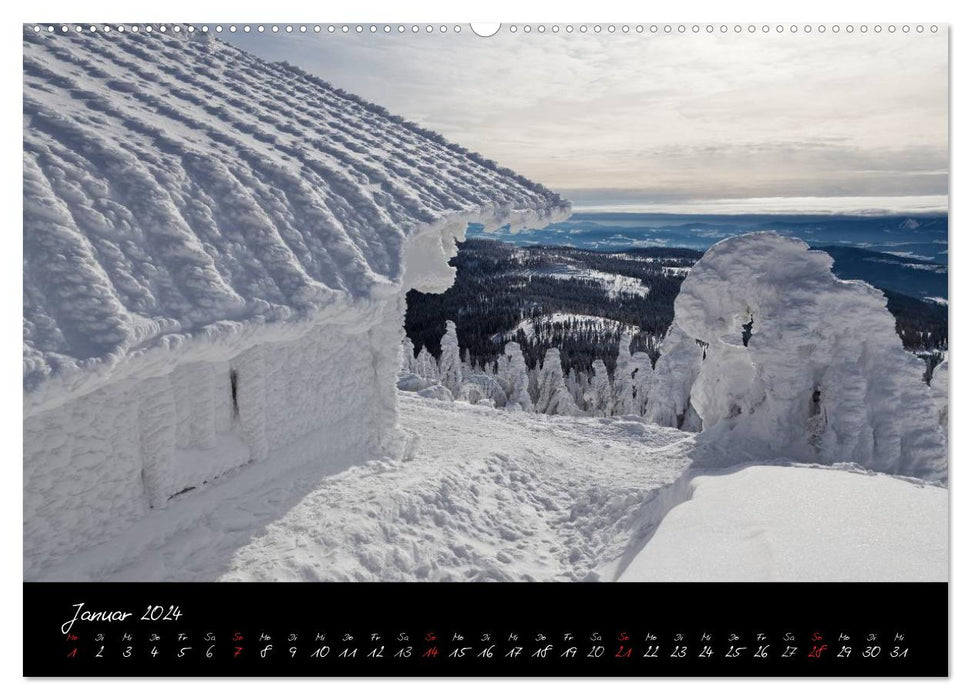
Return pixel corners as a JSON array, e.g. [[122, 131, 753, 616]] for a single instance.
[[24, 200, 571, 418]]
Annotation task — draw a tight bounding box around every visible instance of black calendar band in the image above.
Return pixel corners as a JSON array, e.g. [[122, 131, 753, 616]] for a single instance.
[[23, 582, 947, 677]]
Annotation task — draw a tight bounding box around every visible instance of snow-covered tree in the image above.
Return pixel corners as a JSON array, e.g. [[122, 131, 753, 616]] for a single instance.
[[503, 341, 533, 411], [401, 336, 416, 374], [584, 359, 613, 417], [612, 332, 635, 415], [645, 326, 703, 430], [525, 365, 536, 403], [535, 348, 580, 416], [415, 345, 439, 382], [460, 348, 475, 377], [496, 353, 510, 382], [658, 232, 945, 480], [438, 320, 463, 395], [930, 356, 948, 432], [565, 367, 589, 411], [631, 351, 654, 416]]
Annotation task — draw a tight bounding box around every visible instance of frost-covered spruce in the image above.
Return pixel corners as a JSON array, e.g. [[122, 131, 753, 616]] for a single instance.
[[585, 359, 614, 417], [503, 341, 533, 411], [612, 332, 636, 416], [438, 321, 464, 395], [930, 357, 948, 432], [646, 326, 704, 430], [535, 348, 581, 416], [415, 345, 440, 382], [663, 232, 947, 480], [565, 367, 588, 410], [527, 365, 541, 405], [401, 337, 416, 374], [460, 348, 475, 378], [631, 351, 654, 417]]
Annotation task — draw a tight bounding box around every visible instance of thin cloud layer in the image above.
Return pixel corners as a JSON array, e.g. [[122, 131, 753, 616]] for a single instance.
[[229, 29, 948, 209]]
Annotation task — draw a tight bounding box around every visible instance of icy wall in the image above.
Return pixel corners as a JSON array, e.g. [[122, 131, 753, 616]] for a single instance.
[[23, 27, 568, 577], [655, 233, 947, 480]]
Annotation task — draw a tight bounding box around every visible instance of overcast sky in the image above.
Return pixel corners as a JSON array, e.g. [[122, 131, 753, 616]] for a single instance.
[[228, 28, 948, 213]]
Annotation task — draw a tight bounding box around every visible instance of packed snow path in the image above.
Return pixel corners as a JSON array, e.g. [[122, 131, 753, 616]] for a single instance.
[[34, 395, 945, 582], [36, 394, 694, 581], [223, 396, 698, 581]]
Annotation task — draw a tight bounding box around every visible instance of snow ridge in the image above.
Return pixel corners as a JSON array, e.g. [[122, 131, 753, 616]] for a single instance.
[[22, 27, 569, 411]]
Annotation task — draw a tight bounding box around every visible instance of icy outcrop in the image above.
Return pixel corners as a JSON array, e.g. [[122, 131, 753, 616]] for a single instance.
[[655, 233, 946, 480], [23, 27, 568, 578]]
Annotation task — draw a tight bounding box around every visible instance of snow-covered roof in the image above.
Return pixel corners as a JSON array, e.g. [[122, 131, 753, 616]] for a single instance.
[[23, 28, 570, 407]]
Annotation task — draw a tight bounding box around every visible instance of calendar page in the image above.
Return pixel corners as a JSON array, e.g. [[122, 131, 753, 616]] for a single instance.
[[22, 20, 948, 677]]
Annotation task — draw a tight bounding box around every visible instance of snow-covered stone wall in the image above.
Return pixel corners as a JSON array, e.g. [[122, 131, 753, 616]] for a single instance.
[[23, 27, 568, 578], [654, 233, 946, 481]]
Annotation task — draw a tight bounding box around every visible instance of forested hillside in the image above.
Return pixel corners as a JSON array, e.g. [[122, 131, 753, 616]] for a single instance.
[[405, 239, 947, 377], [405, 240, 701, 374]]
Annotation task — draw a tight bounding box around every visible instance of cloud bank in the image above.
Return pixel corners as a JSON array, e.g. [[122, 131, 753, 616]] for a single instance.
[[229, 29, 948, 209]]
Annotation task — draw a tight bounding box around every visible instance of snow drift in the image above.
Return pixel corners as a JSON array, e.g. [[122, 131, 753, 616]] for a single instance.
[[651, 233, 946, 480], [22, 27, 569, 578], [618, 465, 947, 582]]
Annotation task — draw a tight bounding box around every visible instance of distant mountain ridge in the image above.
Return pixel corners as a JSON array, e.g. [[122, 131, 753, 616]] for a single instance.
[[470, 212, 948, 265]]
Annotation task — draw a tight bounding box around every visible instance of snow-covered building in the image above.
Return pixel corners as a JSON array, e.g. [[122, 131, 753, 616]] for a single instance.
[[23, 28, 569, 578]]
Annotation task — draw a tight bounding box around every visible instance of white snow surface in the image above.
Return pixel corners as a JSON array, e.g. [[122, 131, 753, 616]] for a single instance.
[[618, 465, 947, 582], [32, 394, 945, 582], [531, 264, 651, 298], [22, 27, 569, 410]]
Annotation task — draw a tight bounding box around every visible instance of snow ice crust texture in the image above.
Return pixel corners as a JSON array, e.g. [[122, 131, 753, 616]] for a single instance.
[[22, 27, 568, 578], [650, 233, 947, 481]]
